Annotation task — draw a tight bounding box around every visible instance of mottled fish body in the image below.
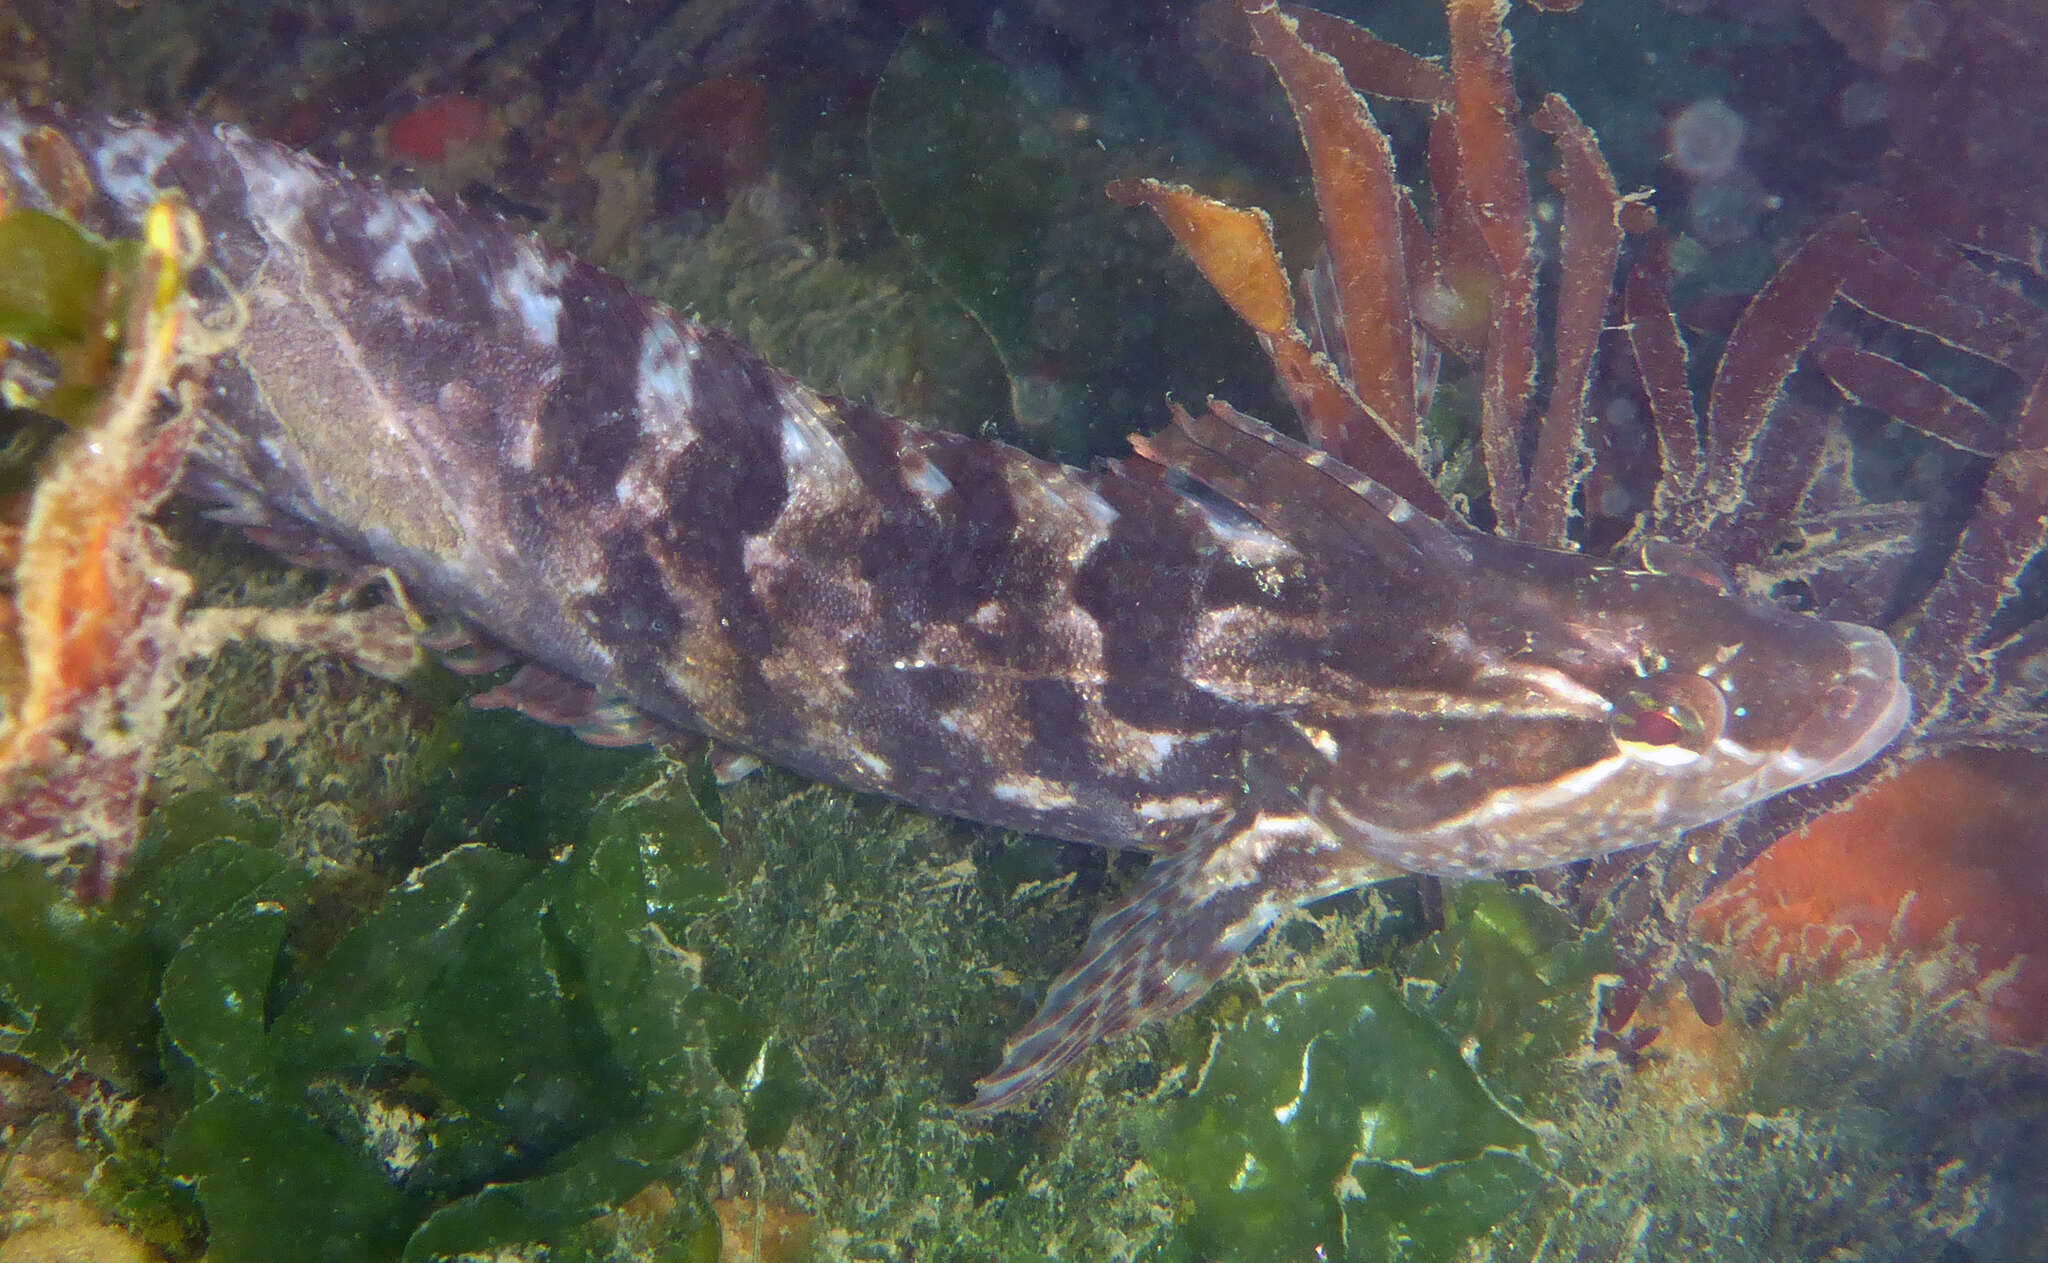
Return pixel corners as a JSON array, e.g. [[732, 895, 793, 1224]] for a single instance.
[[0, 110, 1909, 1108]]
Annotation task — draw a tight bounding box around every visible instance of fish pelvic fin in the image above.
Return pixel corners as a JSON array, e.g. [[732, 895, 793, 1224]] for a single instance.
[[964, 807, 1404, 1113]]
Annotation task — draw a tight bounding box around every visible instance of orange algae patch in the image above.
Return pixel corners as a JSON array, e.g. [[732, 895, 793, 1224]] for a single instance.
[[713, 1193, 815, 1263], [2, 200, 193, 736], [1695, 750, 2048, 1047], [22, 456, 134, 720]]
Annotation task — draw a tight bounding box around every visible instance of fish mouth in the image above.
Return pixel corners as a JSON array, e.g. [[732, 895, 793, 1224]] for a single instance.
[[1777, 622, 1911, 786]]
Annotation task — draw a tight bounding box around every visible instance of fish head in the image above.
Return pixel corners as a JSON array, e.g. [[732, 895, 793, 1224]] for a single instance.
[[1277, 535, 1912, 875]]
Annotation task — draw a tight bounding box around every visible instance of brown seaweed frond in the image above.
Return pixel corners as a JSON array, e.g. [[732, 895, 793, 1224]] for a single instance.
[[1904, 369, 2048, 740], [1442, 0, 1538, 536]]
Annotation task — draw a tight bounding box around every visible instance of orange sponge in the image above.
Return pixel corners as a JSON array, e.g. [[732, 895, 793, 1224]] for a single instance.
[[1696, 751, 2048, 1047]]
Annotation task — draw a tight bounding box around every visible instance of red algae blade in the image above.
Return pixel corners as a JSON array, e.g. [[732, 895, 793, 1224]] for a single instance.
[[1624, 236, 1705, 533], [20, 124, 94, 220], [1107, 175, 1449, 514], [1105, 177, 1296, 340], [1702, 400, 1835, 569], [1907, 363, 2048, 728], [1843, 194, 2048, 381], [1816, 344, 2006, 457], [1244, 0, 1420, 447], [1521, 94, 1623, 548], [1701, 213, 1864, 520], [1445, 0, 1536, 534], [1278, 2, 1449, 105]]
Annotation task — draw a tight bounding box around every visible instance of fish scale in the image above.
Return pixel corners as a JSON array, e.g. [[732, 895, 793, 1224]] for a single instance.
[[0, 108, 1910, 1110]]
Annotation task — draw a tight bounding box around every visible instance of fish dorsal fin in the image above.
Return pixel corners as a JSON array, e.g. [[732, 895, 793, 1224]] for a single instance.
[[1129, 401, 1468, 579]]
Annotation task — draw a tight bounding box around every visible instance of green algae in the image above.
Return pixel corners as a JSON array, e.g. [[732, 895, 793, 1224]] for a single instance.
[[27, 684, 2028, 1263], [0, 202, 150, 428], [1155, 972, 1548, 1262], [1141, 873, 2048, 1263], [678, 773, 1185, 1259], [0, 856, 106, 1064], [157, 865, 312, 1096], [0, 205, 110, 500], [0, 206, 126, 347], [1150, 882, 1599, 1263], [647, 186, 1013, 446], [1489, 950, 2048, 1261], [859, 22, 1285, 459], [0, 736, 751, 1260], [1, 795, 289, 1079], [167, 1089, 422, 1263], [1400, 880, 1616, 1116]]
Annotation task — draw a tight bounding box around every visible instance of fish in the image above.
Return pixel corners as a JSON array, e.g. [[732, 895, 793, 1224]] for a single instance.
[[0, 108, 1911, 1111]]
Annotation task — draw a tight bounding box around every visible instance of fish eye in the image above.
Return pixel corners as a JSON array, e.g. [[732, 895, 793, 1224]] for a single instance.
[[1609, 670, 1727, 762], [1613, 693, 1696, 747]]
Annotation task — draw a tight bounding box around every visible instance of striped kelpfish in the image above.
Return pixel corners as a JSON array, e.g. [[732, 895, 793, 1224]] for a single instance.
[[0, 109, 1908, 1109]]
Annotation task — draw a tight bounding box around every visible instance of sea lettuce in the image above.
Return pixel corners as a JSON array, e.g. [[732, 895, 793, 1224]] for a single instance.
[[0, 732, 767, 1261], [1150, 882, 1611, 1262]]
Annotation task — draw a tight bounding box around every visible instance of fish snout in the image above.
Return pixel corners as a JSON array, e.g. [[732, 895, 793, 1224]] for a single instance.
[[1775, 623, 1911, 788]]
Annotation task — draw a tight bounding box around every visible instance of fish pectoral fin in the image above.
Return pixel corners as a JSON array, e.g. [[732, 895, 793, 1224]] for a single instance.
[[964, 808, 1403, 1114], [706, 741, 764, 784], [468, 662, 674, 748]]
